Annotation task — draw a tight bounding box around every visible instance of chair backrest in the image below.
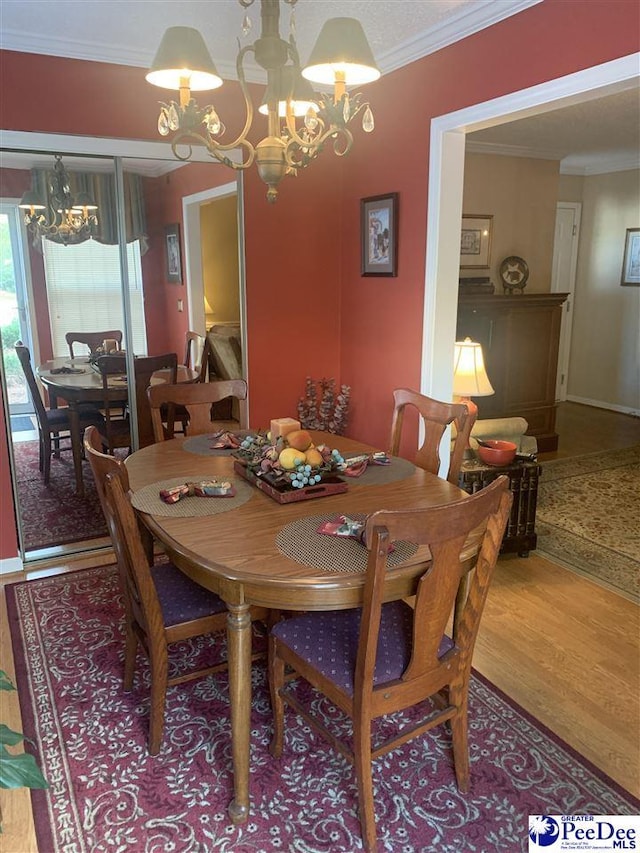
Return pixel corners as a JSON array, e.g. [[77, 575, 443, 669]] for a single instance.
[[83, 424, 130, 518], [66, 330, 123, 359], [184, 331, 209, 382], [359, 477, 511, 702], [148, 378, 248, 441], [389, 388, 476, 484], [14, 343, 49, 434], [96, 352, 178, 449], [103, 470, 164, 643]]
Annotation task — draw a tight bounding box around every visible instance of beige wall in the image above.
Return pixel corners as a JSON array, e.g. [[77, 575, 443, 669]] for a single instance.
[[200, 195, 240, 324], [567, 168, 640, 413], [558, 174, 585, 203], [462, 153, 560, 293]]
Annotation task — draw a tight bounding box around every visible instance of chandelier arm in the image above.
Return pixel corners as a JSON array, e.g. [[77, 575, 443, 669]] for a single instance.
[[200, 43, 256, 156], [170, 130, 257, 170]]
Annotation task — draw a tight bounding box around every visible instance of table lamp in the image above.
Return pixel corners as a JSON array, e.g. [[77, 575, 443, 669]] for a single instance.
[[452, 337, 494, 418]]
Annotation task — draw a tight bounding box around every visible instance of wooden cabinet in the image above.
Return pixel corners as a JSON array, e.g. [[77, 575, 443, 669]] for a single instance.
[[456, 293, 568, 451]]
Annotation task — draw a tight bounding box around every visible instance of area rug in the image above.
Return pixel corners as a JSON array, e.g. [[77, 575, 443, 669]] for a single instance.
[[10, 415, 36, 432], [537, 445, 640, 602], [7, 568, 638, 853], [12, 439, 110, 552]]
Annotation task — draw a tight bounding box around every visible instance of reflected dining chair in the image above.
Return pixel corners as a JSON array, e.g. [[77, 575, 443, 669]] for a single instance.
[[168, 331, 211, 435], [95, 352, 179, 453], [14, 343, 104, 485], [148, 378, 248, 442], [84, 425, 267, 754], [66, 330, 123, 359], [269, 477, 512, 852], [389, 388, 477, 485]]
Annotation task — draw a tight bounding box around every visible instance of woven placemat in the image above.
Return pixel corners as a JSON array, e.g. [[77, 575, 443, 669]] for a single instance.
[[182, 431, 254, 456], [346, 456, 416, 486], [130, 477, 255, 517], [276, 513, 419, 574]]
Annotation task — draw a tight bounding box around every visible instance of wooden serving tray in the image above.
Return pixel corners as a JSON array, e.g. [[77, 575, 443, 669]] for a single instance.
[[233, 460, 348, 504]]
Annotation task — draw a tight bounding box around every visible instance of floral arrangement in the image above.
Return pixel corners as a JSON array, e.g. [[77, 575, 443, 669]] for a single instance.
[[298, 377, 350, 435], [235, 429, 345, 490]]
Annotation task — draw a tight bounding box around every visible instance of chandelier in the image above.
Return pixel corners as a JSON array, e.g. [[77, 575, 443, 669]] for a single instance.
[[19, 154, 98, 245], [146, 0, 380, 202]]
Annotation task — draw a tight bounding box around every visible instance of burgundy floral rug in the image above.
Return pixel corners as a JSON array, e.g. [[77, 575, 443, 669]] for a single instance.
[[13, 439, 109, 551], [7, 567, 638, 852]]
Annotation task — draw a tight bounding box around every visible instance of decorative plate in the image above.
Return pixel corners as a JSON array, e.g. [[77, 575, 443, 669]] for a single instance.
[[499, 256, 529, 292]]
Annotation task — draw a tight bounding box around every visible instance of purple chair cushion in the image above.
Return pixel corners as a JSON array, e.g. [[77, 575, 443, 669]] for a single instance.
[[45, 404, 104, 430], [271, 600, 455, 697], [151, 562, 227, 627]]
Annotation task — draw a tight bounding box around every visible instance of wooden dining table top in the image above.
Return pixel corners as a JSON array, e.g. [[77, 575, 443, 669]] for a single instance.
[[124, 430, 478, 611], [38, 356, 196, 396]]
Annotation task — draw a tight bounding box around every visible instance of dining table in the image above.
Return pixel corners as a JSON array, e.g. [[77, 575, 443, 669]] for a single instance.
[[37, 356, 197, 496], [124, 429, 481, 826]]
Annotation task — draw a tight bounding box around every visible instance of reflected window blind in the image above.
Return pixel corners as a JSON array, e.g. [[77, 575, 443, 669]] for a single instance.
[[43, 239, 147, 358]]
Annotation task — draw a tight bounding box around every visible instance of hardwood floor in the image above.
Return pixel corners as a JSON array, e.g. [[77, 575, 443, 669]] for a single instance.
[[1, 402, 638, 850]]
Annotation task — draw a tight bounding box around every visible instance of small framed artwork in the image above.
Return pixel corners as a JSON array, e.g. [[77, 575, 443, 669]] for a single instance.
[[165, 223, 182, 284], [621, 228, 640, 286], [361, 193, 398, 277], [460, 214, 493, 269]]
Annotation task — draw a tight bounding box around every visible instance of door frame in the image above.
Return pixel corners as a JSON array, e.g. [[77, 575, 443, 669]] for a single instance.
[[423, 53, 639, 426]]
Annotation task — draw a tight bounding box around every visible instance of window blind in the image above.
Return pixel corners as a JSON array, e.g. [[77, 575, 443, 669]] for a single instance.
[[43, 238, 147, 358]]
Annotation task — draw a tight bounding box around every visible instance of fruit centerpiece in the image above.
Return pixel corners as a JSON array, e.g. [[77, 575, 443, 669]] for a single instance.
[[233, 428, 348, 502]]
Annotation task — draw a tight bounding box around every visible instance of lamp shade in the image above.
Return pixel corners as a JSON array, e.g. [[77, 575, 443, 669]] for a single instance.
[[302, 18, 380, 86], [453, 338, 494, 397], [18, 190, 46, 210], [259, 66, 319, 117], [146, 26, 223, 91]]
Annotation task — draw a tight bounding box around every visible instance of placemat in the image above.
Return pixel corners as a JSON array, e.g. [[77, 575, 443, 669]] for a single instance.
[[346, 456, 416, 486], [130, 476, 255, 517], [183, 431, 254, 456], [276, 513, 419, 574]]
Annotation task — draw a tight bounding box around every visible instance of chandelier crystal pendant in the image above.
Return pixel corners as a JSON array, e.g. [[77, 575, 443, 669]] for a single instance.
[[19, 154, 98, 245], [146, 0, 380, 203]]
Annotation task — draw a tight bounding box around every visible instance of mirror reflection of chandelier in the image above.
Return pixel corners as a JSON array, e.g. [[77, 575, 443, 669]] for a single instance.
[[19, 154, 98, 245], [146, 0, 380, 203]]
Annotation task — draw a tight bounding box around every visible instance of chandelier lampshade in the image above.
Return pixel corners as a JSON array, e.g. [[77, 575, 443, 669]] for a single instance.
[[302, 17, 380, 87], [146, 27, 223, 92], [145, 0, 380, 203]]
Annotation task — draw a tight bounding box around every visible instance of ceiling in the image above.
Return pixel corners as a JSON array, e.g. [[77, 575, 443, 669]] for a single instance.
[[1, 0, 638, 175]]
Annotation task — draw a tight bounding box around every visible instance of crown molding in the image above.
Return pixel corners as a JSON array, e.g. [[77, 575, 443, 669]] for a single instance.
[[378, 0, 542, 74], [466, 139, 640, 176]]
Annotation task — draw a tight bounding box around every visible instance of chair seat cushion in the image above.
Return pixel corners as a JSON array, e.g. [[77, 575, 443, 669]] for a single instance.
[[271, 600, 455, 696], [152, 562, 227, 626], [45, 404, 104, 430]]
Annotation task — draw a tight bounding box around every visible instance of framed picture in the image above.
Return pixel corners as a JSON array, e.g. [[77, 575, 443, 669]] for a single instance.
[[361, 193, 398, 277], [621, 228, 640, 286], [460, 215, 493, 269], [165, 223, 182, 284]]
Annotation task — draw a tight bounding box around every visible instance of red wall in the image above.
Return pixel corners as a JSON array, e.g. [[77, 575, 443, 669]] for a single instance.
[[0, 0, 638, 561]]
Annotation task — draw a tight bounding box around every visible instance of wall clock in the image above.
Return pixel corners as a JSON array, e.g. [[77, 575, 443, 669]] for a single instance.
[[499, 256, 529, 294]]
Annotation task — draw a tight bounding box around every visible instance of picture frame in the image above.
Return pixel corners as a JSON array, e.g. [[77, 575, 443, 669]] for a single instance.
[[361, 193, 398, 277], [460, 214, 493, 269], [621, 228, 640, 286], [164, 223, 182, 284]]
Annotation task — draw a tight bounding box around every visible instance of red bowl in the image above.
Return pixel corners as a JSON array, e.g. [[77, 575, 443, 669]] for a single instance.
[[476, 440, 517, 466]]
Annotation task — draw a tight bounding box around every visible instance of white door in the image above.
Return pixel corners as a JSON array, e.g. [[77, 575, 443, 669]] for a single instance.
[[551, 202, 581, 401]]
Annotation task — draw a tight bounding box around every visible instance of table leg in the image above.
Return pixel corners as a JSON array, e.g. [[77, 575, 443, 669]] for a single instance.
[[226, 602, 252, 824], [68, 405, 84, 497]]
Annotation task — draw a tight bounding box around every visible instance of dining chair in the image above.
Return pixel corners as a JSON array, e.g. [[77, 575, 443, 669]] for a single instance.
[[83, 425, 267, 755], [65, 330, 123, 359], [14, 343, 104, 485], [148, 378, 248, 442], [389, 388, 477, 485], [95, 352, 179, 453], [166, 331, 211, 435], [269, 477, 512, 852]]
